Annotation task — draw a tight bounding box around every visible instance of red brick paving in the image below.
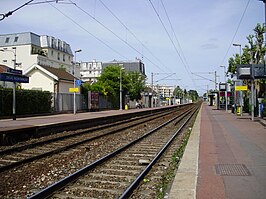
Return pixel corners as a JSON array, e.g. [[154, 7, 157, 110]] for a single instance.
[[197, 104, 266, 199]]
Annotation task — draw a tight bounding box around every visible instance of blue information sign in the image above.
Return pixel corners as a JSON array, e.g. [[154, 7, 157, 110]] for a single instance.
[[75, 79, 82, 86], [0, 73, 29, 83]]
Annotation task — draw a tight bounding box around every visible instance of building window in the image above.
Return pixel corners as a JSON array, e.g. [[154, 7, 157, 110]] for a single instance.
[[51, 50, 54, 56], [58, 52, 60, 60], [14, 37, 19, 42], [3, 60, 7, 63], [63, 54, 65, 62], [5, 37, 10, 43]]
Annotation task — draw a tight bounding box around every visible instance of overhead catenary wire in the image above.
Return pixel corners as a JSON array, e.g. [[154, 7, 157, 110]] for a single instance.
[[68, 0, 166, 73], [159, 0, 190, 72], [148, 0, 196, 89], [97, 0, 169, 73], [47, 1, 129, 60], [0, 0, 34, 21], [219, 0, 251, 67], [159, 0, 197, 89]]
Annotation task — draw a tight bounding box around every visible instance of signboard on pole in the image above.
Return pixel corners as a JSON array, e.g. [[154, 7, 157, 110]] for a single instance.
[[6, 68, 22, 75], [235, 85, 248, 91], [69, 87, 79, 92], [75, 79, 82, 86], [0, 73, 29, 83]]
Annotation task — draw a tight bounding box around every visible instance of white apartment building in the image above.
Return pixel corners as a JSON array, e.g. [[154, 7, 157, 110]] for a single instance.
[[0, 32, 74, 74], [0, 32, 79, 93], [80, 59, 102, 84], [80, 58, 146, 84]]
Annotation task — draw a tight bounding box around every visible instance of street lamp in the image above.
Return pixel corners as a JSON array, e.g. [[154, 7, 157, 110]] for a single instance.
[[220, 65, 228, 112], [119, 64, 125, 110], [0, 47, 17, 120], [233, 43, 242, 64], [233, 43, 243, 116], [73, 49, 82, 115]]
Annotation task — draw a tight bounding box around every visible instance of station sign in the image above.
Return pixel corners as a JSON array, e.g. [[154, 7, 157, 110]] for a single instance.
[[0, 73, 29, 83], [69, 87, 79, 92], [235, 85, 248, 91], [6, 68, 22, 75]]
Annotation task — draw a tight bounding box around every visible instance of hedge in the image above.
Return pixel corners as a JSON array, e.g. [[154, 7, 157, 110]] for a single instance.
[[0, 88, 52, 116]]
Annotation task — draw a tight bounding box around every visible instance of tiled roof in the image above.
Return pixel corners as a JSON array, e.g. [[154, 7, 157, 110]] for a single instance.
[[41, 65, 74, 82], [0, 64, 10, 73]]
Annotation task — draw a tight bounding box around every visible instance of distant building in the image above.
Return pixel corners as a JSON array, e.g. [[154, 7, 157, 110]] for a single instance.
[[0, 32, 75, 75], [80, 58, 146, 84], [0, 32, 77, 91], [102, 58, 145, 75], [80, 59, 102, 84]]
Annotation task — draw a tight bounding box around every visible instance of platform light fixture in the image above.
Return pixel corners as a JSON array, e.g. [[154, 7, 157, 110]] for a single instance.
[[119, 64, 125, 110], [73, 49, 82, 115]]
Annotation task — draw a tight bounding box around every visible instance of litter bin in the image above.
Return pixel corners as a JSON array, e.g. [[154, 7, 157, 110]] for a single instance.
[[125, 104, 128, 110], [236, 106, 241, 116]]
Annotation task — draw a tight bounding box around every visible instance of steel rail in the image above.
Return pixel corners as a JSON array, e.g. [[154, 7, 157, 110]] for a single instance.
[[28, 108, 193, 199], [119, 106, 199, 198], [0, 108, 175, 156], [0, 109, 178, 173]]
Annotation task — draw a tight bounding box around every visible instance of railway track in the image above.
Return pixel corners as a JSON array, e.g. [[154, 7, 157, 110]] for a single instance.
[[0, 108, 182, 173], [28, 104, 199, 199]]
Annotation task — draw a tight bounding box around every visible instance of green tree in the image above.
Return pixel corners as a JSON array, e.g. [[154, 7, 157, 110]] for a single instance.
[[127, 71, 146, 101], [173, 86, 183, 98], [228, 23, 266, 74], [82, 65, 146, 106], [188, 90, 199, 102]]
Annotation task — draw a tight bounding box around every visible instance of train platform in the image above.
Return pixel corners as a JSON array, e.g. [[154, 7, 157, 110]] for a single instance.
[[169, 103, 266, 199]]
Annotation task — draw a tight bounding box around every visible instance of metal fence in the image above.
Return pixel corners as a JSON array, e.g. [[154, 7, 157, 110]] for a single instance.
[[52, 92, 115, 112], [52, 93, 87, 113]]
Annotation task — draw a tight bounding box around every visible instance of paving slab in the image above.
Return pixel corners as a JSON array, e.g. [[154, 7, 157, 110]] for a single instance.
[[169, 103, 266, 199]]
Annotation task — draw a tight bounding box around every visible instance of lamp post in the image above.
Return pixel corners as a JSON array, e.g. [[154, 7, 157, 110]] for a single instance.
[[73, 49, 82, 115], [0, 47, 17, 120], [220, 65, 228, 112], [233, 43, 243, 116], [119, 64, 125, 110]]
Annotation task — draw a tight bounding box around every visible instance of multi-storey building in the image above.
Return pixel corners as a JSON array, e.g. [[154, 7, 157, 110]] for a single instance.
[[80, 58, 146, 84], [80, 59, 102, 84], [0, 32, 75, 75], [0, 32, 79, 93], [102, 58, 145, 75]]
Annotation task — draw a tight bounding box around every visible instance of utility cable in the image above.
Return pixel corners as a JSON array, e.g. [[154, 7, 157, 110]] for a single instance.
[[159, 0, 196, 87], [47, 2, 128, 60], [98, 0, 169, 73], [148, 0, 195, 87], [219, 0, 251, 67], [160, 0, 191, 72], [0, 0, 34, 21], [68, 0, 165, 72]]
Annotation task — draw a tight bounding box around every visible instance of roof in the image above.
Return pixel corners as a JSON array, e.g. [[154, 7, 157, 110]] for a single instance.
[[0, 32, 41, 47], [41, 65, 74, 81], [0, 32, 73, 55], [0, 64, 11, 73], [24, 64, 74, 82]]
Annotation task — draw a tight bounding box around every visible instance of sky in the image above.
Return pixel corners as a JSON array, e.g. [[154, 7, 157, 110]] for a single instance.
[[0, 0, 265, 95]]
